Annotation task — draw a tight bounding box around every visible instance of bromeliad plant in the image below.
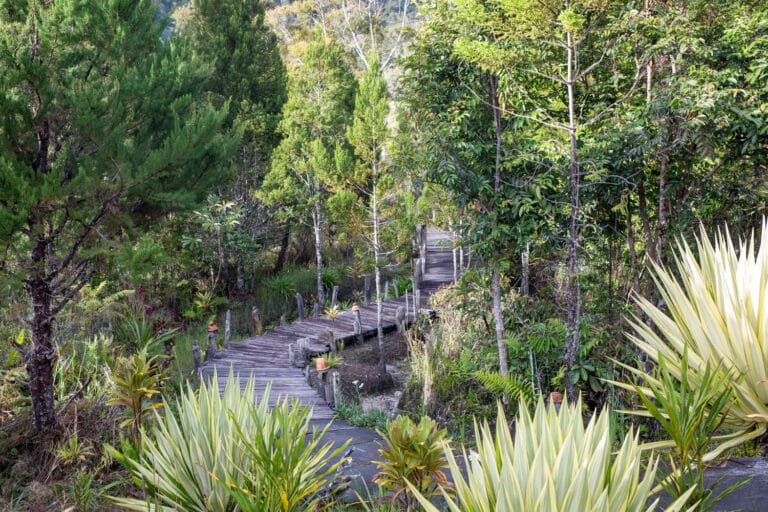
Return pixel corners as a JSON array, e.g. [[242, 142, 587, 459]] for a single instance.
[[373, 415, 452, 511], [619, 223, 768, 460], [410, 398, 694, 512]]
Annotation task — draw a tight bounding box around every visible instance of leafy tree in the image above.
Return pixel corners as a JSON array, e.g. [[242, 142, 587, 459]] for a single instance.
[[0, 0, 235, 432], [347, 57, 391, 370], [178, 0, 287, 297], [261, 35, 357, 308]]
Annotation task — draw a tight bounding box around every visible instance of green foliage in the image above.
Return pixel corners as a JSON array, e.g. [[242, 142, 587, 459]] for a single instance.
[[110, 373, 258, 511], [57, 471, 120, 512], [373, 415, 452, 511], [224, 396, 349, 512], [616, 224, 768, 459], [474, 371, 534, 407], [113, 311, 180, 354], [110, 373, 348, 511], [629, 353, 747, 511], [107, 351, 167, 446], [335, 397, 391, 432], [53, 334, 115, 401], [409, 398, 695, 512]]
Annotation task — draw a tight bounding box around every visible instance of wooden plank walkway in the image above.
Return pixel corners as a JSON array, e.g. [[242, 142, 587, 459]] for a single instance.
[[199, 230, 455, 421]]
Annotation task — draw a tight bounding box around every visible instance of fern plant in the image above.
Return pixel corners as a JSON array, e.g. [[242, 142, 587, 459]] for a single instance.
[[474, 371, 535, 406]]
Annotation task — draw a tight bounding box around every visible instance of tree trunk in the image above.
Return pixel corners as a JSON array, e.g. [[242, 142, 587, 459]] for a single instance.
[[373, 180, 386, 370], [564, 28, 582, 399], [491, 268, 508, 378], [273, 224, 290, 274], [312, 203, 325, 308], [26, 251, 59, 433], [489, 74, 508, 379]]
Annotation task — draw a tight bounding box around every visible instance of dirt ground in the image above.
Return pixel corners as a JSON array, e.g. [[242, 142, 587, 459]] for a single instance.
[[336, 333, 411, 414]]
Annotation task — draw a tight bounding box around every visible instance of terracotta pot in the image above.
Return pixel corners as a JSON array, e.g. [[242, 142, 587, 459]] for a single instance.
[[315, 357, 330, 372]]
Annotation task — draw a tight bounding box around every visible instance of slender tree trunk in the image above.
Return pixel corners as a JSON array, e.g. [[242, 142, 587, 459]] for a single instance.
[[26, 243, 58, 433], [373, 180, 386, 370], [564, 28, 582, 399], [489, 75, 508, 378], [312, 203, 325, 308], [492, 268, 508, 377]]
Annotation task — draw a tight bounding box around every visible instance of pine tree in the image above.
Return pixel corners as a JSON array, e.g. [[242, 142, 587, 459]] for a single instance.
[[0, 0, 236, 432]]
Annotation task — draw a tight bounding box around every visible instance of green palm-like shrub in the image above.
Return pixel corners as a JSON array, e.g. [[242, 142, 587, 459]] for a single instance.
[[629, 352, 747, 511], [110, 372, 254, 511], [373, 415, 452, 511], [619, 224, 768, 459], [109, 372, 348, 511], [410, 398, 694, 512], [226, 398, 349, 511], [107, 351, 166, 445]]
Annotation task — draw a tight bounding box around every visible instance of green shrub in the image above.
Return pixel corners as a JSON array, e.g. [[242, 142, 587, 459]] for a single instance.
[[409, 398, 694, 512], [110, 373, 348, 511], [618, 224, 768, 459], [629, 352, 748, 511], [110, 373, 258, 511], [373, 415, 451, 511]]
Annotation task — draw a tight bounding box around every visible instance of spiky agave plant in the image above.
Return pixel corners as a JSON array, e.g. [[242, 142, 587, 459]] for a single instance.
[[410, 398, 694, 512], [616, 223, 768, 460]]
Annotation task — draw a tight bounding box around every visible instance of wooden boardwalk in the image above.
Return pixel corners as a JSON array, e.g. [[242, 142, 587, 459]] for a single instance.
[[199, 230, 455, 421]]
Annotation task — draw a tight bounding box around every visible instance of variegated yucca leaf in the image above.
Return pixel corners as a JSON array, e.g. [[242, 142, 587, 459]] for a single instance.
[[109, 371, 261, 511], [410, 398, 694, 512], [615, 224, 768, 460]]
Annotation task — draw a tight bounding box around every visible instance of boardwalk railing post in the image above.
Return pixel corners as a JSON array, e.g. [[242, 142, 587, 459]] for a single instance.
[[296, 292, 304, 322], [420, 224, 427, 276], [280, 314, 287, 326], [405, 291, 409, 323], [393, 280, 399, 298], [330, 371, 340, 408], [352, 303, 363, 344], [395, 306, 405, 333], [384, 281, 389, 301], [192, 340, 202, 372], [331, 285, 339, 308], [252, 306, 262, 335], [328, 331, 337, 354], [364, 275, 371, 306], [313, 303, 320, 319], [224, 310, 231, 346]]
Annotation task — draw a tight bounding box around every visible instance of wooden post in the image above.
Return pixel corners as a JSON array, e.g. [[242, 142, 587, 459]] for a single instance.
[[331, 285, 339, 308], [413, 261, 421, 319], [393, 280, 399, 298], [298, 337, 309, 366], [280, 314, 287, 326], [420, 223, 427, 276], [205, 343, 216, 362], [331, 371, 341, 408], [395, 306, 406, 333], [313, 303, 320, 319], [251, 306, 262, 335], [364, 275, 371, 307], [224, 310, 231, 345], [288, 343, 295, 366], [384, 281, 390, 301], [192, 340, 202, 371], [352, 303, 363, 344], [296, 292, 304, 322], [328, 331, 337, 354], [405, 291, 409, 323]]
